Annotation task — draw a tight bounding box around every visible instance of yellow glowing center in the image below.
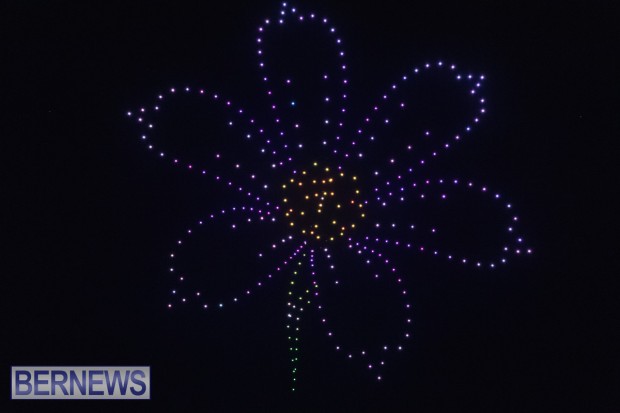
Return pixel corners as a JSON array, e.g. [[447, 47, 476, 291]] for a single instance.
[[281, 162, 365, 242]]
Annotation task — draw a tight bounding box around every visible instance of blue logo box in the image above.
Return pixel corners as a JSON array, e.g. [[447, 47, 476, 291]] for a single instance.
[[11, 366, 150, 400]]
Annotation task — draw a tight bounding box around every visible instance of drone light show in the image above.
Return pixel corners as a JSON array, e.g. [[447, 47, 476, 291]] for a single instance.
[[126, 2, 532, 391]]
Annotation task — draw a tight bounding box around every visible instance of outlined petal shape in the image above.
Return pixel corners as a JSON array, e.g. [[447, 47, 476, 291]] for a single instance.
[[344, 61, 486, 187], [309, 241, 412, 380], [360, 177, 532, 268], [127, 86, 292, 205], [257, 3, 349, 157], [166, 205, 302, 310]]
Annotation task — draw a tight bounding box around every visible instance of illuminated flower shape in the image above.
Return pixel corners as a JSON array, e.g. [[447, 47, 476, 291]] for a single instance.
[[126, 2, 532, 388]]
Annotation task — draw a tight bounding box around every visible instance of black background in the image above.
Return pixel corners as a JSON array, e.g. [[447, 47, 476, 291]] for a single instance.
[[1, 1, 617, 412]]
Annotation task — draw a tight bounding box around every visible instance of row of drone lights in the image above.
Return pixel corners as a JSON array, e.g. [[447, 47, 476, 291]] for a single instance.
[[365, 177, 532, 267], [127, 86, 296, 210], [166, 206, 306, 310], [347, 60, 486, 168], [258, 3, 349, 150], [310, 245, 412, 381], [286, 249, 319, 391]]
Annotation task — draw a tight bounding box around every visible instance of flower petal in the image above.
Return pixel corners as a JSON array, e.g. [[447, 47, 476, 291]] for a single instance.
[[308, 240, 412, 380], [127, 86, 290, 205], [256, 4, 349, 157], [360, 177, 532, 268], [166, 205, 304, 310], [344, 61, 485, 174]]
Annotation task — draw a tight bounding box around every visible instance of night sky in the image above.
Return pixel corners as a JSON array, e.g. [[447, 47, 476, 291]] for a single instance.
[[2, 1, 617, 412]]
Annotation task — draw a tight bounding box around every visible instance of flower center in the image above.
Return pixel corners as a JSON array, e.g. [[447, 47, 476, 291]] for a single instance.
[[281, 162, 365, 242]]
